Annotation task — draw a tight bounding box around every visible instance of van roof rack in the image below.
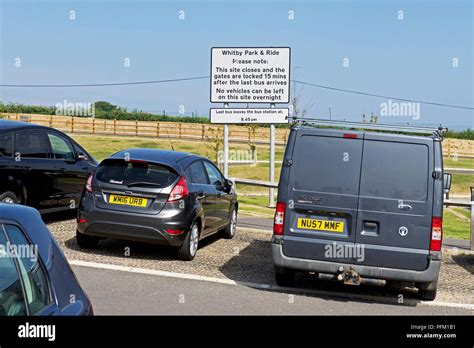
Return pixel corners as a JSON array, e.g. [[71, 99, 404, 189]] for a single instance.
[[293, 117, 447, 136]]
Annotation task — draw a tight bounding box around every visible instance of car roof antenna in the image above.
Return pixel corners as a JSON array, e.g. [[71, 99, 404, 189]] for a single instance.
[[165, 129, 175, 151]]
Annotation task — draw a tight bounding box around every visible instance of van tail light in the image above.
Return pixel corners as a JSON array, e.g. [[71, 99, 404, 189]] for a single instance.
[[167, 176, 189, 202], [273, 202, 286, 235], [430, 217, 442, 251], [85, 172, 95, 193]]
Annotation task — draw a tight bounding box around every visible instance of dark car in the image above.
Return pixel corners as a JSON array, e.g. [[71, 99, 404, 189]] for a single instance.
[[0, 119, 97, 212], [77, 148, 238, 260], [0, 203, 93, 315], [272, 122, 450, 300]]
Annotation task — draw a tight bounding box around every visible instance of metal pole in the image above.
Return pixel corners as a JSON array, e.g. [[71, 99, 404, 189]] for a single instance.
[[223, 103, 229, 177], [269, 104, 276, 208], [470, 203, 474, 251], [470, 187, 474, 250]]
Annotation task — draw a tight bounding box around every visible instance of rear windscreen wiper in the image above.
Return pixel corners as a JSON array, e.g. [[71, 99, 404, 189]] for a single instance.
[[126, 182, 162, 187]]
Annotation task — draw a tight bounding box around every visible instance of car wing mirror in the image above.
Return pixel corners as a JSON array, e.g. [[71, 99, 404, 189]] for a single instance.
[[443, 173, 452, 193], [224, 179, 233, 192]]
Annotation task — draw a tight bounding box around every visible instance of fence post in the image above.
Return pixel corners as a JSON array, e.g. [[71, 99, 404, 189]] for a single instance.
[[179, 123, 182, 138], [156, 122, 160, 138], [71, 117, 74, 133], [49, 116, 53, 127], [113, 119, 116, 135], [202, 124, 205, 140], [135, 120, 138, 136], [92, 118, 96, 134]]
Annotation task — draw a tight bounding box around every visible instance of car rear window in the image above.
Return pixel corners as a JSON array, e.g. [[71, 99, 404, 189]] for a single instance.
[[359, 140, 429, 201], [96, 159, 178, 187]]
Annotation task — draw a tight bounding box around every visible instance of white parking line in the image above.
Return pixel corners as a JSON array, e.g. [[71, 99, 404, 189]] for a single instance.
[[69, 259, 474, 311]]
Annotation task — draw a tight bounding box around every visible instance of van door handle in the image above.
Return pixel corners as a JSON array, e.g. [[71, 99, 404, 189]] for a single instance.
[[362, 221, 379, 236], [364, 222, 378, 229]]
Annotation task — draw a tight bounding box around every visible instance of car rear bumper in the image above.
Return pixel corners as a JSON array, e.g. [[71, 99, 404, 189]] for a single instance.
[[272, 243, 441, 283], [77, 205, 194, 247]]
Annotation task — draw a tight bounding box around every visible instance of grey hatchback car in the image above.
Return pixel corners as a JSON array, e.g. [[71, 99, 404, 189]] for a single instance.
[[272, 121, 451, 300], [77, 148, 238, 260]]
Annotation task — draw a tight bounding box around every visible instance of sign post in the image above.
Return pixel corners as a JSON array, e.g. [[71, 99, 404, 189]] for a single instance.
[[210, 47, 291, 207], [269, 103, 276, 208], [223, 103, 229, 177]]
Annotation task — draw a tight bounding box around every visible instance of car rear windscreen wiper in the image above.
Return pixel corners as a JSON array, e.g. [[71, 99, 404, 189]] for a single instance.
[[126, 182, 162, 187]]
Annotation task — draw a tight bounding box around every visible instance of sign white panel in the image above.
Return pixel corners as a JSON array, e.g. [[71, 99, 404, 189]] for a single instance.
[[210, 47, 290, 104], [210, 108, 289, 124]]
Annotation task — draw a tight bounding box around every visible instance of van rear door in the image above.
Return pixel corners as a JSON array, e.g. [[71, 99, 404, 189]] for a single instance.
[[282, 129, 363, 263], [355, 133, 433, 271]]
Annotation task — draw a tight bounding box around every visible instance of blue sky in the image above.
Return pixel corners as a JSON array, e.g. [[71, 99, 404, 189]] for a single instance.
[[0, 0, 472, 129]]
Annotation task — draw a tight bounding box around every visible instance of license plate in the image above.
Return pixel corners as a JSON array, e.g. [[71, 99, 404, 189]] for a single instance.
[[108, 194, 148, 208], [297, 218, 344, 233]]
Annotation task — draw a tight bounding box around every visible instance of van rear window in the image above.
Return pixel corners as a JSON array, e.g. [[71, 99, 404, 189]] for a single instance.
[[360, 141, 429, 201], [96, 159, 178, 188], [292, 135, 363, 195]]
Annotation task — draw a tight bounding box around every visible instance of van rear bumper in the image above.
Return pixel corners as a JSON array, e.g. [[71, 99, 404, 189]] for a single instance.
[[272, 243, 440, 283]]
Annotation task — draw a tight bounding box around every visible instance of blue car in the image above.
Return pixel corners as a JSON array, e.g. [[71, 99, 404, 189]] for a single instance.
[[0, 203, 93, 315]]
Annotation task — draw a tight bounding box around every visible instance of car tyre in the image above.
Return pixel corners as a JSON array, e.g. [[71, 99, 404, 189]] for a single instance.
[[0, 191, 19, 204], [274, 266, 296, 287], [222, 207, 237, 239], [177, 222, 199, 261], [76, 230, 100, 249]]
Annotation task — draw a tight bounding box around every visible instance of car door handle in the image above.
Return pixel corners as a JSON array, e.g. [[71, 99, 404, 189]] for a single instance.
[[197, 191, 206, 199], [216, 192, 222, 197], [58, 167, 67, 173]]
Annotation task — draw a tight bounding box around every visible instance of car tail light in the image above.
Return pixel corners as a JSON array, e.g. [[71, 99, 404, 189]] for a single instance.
[[78, 217, 88, 223], [85, 172, 95, 193], [430, 217, 442, 251], [165, 229, 184, 235], [273, 201, 286, 235], [167, 176, 189, 202]]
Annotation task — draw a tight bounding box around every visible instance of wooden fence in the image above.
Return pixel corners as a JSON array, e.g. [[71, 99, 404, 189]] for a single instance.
[[444, 138, 474, 159], [1, 113, 290, 146]]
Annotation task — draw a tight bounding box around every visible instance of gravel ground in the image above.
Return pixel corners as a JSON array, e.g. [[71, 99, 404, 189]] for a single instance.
[[46, 216, 474, 305]]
